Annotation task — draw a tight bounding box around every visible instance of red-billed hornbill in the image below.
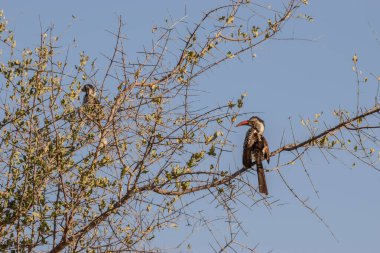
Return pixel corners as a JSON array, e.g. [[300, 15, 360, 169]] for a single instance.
[[236, 116, 270, 195], [82, 84, 100, 109], [81, 84, 107, 148], [81, 84, 103, 124]]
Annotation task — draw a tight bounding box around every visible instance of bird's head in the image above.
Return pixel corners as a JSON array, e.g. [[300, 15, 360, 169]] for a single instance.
[[81, 84, 96, 96], [236, 116, 265, 134]]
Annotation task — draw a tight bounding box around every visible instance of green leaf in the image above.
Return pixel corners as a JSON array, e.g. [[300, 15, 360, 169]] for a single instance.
[[207, 145, 216, 156], [226, 51, 235, 59]]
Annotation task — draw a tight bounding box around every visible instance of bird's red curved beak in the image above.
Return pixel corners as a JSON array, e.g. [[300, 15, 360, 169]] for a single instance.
[[236, 120, 249, 127]]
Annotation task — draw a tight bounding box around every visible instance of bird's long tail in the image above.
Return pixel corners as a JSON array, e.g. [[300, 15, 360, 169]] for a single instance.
[[256, 161, 268, 195]]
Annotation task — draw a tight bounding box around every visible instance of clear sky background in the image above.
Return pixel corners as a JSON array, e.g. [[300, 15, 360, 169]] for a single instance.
[[2, 1, 380, 253]]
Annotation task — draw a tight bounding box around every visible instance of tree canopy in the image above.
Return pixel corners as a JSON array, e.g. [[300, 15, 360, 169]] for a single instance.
[[0, 1, 379, 252]]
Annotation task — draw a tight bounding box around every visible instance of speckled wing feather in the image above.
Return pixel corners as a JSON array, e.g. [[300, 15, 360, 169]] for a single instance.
[[242, 128, 256, 168], [261, 135, 270, 164]]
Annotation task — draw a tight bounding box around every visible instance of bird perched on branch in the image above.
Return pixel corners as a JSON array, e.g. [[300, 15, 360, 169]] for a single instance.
[[81, 84, 103, 126], [236, 116, 270, 195], [81, 84, 107, 149]]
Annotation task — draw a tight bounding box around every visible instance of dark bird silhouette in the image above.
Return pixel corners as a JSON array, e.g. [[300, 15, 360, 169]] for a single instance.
[[82, 84, 100, 108], [81, 84, 107, 148], [236, 116, 270, 195], [81, 84, 103, 126]]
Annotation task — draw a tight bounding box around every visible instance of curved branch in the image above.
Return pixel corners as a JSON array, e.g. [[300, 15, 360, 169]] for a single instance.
[[153, 104, 380, 196]]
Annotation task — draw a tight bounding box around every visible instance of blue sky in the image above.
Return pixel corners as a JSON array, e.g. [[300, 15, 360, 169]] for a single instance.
[[2, 1, 380, 252]]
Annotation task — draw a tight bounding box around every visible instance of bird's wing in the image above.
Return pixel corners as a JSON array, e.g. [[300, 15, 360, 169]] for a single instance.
[[243, 128, 256, 168], [261, 135, 270, 164]]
